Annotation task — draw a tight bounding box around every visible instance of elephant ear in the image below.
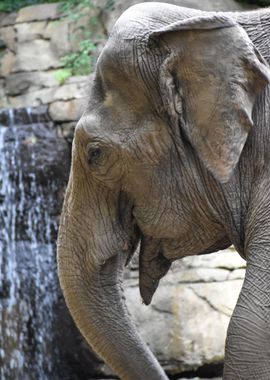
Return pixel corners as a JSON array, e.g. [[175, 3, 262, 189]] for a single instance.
[[150, 15, 270, 182]]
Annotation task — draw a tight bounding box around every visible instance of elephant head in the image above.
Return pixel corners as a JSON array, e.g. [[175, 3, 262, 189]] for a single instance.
[[57, 3, 270, 380]]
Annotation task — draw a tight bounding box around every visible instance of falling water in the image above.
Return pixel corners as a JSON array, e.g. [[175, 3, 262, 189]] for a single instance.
[[0, 107, 69, 379]]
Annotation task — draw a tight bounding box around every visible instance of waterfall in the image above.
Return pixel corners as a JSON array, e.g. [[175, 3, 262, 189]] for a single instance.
[[0, 107, 68, 379]]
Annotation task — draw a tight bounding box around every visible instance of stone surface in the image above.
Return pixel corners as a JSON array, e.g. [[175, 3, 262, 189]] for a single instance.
[[0, 78, 8, 108], [44, 18, 70, 56], [12, 39, 61, 72], [16, 3, 62, 23], [125, 248, 245, 374], [53, 82, 88, 100], [9, 88, 56, 107], [0, 26, 16, 50], [180, 248, 246, 270], [228, 268, 246, 280], [0, 50, 16, 76], [15, 21, 47, 42], [0, 12, 17, 27], [49, 99, 85, 121], [6, 71, 90, 97], [6, 71, 59, 95], [15, 19, 70, 54], [8, 81, 87, 108]]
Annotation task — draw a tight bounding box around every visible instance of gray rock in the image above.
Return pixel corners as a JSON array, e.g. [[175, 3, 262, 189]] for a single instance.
[[6, 71, 60, 96], [45, 18, 70, 56], [12, 39, 61, 72], [0, 26, 16, 50], [15, 21, 47, 43], [6, 71, 91, 97], [66, 74, 92, 84], [9, 88, 56, 107], [0, 12, 17, 28], [180, 249, 246, 270], [16, 3, 62, 23], [164, 267, 231, 284], [227, 268, 246, 280], [124, 248, 245, 374], [15, 19, 70, 55], [8, 81, 88, 108], [49, 99, 85, 121], [0, 79, 8, 108], [0, 50, 16, 76], [53, 82, 88, 101]]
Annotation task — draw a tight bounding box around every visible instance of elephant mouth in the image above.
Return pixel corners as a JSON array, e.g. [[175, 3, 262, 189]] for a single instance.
[[138, 235, 171, 305], [118, 191, 172, 305], [127, 222, 230, 305], [123, 222, 171, 305]]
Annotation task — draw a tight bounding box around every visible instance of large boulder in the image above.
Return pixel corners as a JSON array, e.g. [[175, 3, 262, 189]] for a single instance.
[[15, 2, 62, 23], [125, 249, 246, 375]]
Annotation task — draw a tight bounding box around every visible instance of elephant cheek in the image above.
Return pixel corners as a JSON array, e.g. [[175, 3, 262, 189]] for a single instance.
[[139, 236, 171, 305]]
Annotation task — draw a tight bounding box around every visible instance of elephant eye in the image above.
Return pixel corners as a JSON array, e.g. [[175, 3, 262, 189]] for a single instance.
[[88, 147, 103, 166]]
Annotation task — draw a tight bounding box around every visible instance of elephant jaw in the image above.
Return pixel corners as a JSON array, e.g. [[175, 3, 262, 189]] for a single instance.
[[139, 235, 171, 305]]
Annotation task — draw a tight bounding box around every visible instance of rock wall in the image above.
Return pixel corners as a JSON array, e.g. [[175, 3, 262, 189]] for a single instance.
[[0, 1, 260, 379], [0, 2, 105, 141], [125, 249, 246, 377]]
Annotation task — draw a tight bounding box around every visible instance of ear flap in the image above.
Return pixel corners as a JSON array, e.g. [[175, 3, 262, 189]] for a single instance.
[[150, 15, 270, 182]]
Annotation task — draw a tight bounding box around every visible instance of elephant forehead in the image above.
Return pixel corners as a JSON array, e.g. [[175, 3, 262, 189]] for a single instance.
[[101, 3, 195, 80]]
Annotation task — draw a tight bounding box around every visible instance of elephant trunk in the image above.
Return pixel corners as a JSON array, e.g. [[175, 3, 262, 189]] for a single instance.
[[57, 233, 168, 380]]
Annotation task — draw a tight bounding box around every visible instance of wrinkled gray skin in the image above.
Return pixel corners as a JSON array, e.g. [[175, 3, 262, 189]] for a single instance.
[[57, 3, 270, 379]]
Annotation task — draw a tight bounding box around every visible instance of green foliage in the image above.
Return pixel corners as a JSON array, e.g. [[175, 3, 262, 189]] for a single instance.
[[60, 38, 96, 76], [54, 68, 72, 85], [60, 0, 93, 14], [104, 0, 115, 10], [0, 0, 56, 12], [55, 0, 98, 83], [236, 0, 270, 5]]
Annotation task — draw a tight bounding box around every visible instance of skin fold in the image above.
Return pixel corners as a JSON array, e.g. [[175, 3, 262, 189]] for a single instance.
[[57, 3, 270, 379]]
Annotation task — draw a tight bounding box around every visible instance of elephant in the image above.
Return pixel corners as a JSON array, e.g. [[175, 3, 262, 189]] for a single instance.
[[57, 2, 270, 379]]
